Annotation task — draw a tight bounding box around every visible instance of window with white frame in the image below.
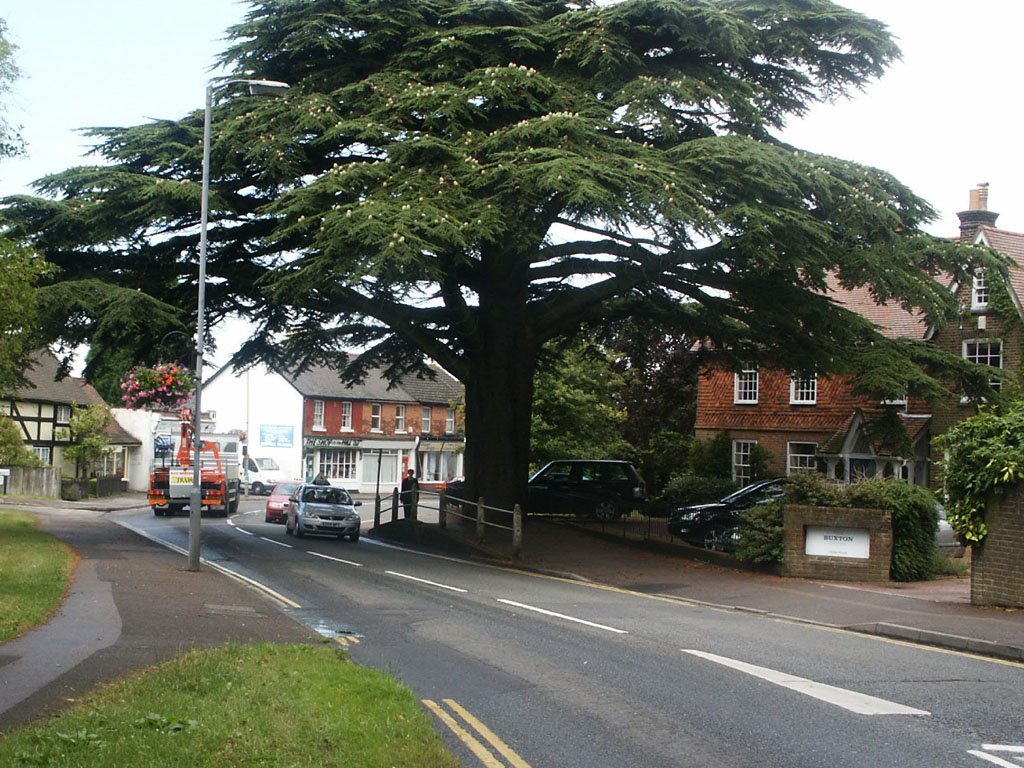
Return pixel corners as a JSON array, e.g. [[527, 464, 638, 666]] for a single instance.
[[964, 339, 1003, 390], [422, 406, 432, 434], [395, 404, 406, 432], [790, 373, 817, 405], [319, 449, 357, 480], [56, 404, 72, 424], [732, 440, 757, 483], [33, 446, 51, 464], [734, 368, 759, 404], [312, 399, 325, 430], [341, 401, 353, 431], [445, 408, 455, 434], [972, 271, 989, 309], [787, 442, 817, 474], [371, 403, 382, 431]]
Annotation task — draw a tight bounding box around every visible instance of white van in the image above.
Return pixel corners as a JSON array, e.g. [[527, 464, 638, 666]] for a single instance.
[[243, 456, 290, 495]]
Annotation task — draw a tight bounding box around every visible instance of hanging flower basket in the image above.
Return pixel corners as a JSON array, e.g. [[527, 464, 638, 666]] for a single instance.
[[121, 363, 195, 410]]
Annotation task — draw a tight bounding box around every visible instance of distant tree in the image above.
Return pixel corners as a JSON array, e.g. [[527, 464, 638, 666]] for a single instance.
[[530, 340, 631, 469], [0, 19, 23, 159], [0, 412, 41, 466], [61, 404, 113, 479], [0, 240, 49, 394], [1, 0, 1001, 510]]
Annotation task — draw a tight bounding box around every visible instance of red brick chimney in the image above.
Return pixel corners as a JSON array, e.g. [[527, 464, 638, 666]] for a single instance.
[[957, 183, 999, 243]]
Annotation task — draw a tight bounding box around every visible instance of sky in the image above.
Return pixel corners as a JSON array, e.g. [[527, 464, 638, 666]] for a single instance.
[[2, 0, 1024, 363]]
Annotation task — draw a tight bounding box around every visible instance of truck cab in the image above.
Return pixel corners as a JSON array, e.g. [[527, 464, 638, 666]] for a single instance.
[[243, 456, 289, 495]]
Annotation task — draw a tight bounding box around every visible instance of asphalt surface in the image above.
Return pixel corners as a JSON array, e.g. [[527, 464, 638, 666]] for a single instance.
[[1, 491, 1022, 733]]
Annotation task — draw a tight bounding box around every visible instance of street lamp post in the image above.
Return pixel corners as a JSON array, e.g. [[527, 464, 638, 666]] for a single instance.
[[188, 78, 290, 572]]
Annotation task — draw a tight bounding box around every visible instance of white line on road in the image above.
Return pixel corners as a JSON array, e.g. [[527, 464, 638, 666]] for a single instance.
[[309, 551, 363, 567], [259, 536, 293, 548], [968, 751, 1022, 767], [983, 746, 1024, 754], [386, 571, 467, 592], [681, 649, 929, 716], [497, 599, 628, 634]]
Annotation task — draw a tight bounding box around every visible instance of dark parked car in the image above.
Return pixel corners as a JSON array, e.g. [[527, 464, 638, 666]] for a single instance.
[[527, 460, 647, 521], [667, 478, 790, 551], [285, 484, 362, 541]]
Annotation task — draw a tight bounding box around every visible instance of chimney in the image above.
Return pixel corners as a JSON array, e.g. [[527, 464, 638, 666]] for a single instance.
[[958, 182, 999, 243]]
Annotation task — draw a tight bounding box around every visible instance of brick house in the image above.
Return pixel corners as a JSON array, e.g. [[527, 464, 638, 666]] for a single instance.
[[694, 185, 1021, 488], [2, 349, 140, 479], [202, 360, 465, 493]]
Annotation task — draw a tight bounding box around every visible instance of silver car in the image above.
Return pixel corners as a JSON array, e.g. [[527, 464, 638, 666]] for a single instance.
[[285, 484, 362, 541]]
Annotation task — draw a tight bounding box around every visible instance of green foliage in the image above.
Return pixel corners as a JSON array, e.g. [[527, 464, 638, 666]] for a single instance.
[[0, 19, 23, 159], [735, 502, 785, 564], [0, 413, 42, 467], [649, 471, 737, 517], [62, 405, 114, 479], [530, 340, 631, 468], [934, 401, 1024, 545], [0, 239, 51, 394], [688, 432, 734, 478]]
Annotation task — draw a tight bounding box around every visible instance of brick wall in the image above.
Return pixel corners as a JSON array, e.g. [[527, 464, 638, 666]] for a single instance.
[[782, 504, 893, 581], [972, 488, 1024, 607]]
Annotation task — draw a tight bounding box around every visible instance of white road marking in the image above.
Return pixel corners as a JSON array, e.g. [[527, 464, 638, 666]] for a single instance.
[[984, 746, 1024, 754], [386, 570, 467, 593], [969, 751, 1022, 767], [497, 599, 628, 634], [259, 536, 292, 548], [682, 649, 929, 716], [309, 551, 363, 567]]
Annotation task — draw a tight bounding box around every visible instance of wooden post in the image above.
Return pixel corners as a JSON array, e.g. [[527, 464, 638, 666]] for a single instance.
[[439, 491, 447, 529], [476, 496, 485, 542], [512, 503, 522, 559], [391, 488, 399, 522]]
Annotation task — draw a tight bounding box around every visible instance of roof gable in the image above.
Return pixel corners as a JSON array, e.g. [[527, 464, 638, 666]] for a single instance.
[[11, 350, 107, 407]]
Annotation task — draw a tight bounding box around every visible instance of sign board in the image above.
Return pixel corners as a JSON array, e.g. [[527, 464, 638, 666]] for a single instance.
[[259, 425, 294, 448], [306, 437, 362, 449], [805, 526, 870, 559]]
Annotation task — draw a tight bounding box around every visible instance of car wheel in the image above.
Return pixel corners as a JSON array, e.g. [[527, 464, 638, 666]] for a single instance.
[[251, 482, 264, 496], [593, 501, 620, 522], [702, 526, 728, 551], [349, 532, 360, 542]]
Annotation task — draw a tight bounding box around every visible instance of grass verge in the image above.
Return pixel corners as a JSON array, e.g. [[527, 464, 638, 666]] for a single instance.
[[0, 643, 460, 767], [0, 509, 75, 643]]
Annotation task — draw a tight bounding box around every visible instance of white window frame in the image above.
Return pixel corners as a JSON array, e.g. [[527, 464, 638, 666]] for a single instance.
[[787, 442, 818, 475], [422, 406, 432, 434], [370, 403, 382, 432], [972, 270, 989, 310], [734, 368, 759, 404], [341, 401, 353, 431], [319, 448, 357, 480], [33, 446, 52, 464], [445, 408, 455, 434], [395, 404, 406, 432], [732, 439, 757, 484], [963, 338, 1003, 390], [56, 404, 72, 424], [789, 373, 817, 405], [312, 399, 325, 431]]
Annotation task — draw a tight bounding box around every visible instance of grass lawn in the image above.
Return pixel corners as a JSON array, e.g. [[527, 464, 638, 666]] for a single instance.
[[0, 508, 75, 643], [0, 643, 460, 768]]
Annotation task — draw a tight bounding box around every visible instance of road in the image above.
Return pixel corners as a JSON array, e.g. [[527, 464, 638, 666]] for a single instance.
[[116, 498, 1024, 768]]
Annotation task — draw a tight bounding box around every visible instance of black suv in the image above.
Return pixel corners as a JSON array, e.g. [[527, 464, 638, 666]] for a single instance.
[[527, 460, 647, 521]]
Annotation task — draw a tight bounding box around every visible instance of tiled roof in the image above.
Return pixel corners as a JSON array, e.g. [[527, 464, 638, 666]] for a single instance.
[[289, 363, 463, 405], [12, 350, 107, 407], [978, 227, 1024, 311], [825, 275, 929, 340]]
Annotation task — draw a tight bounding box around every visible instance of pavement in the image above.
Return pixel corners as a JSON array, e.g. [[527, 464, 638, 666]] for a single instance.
[[1, 491, 1022, 733]]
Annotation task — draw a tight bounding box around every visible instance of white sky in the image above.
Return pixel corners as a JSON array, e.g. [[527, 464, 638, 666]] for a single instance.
[[2, 1, 1024, 362]]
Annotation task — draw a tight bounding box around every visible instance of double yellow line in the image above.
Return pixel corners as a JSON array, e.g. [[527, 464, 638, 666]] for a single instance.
[[423, 698, 533, 768]]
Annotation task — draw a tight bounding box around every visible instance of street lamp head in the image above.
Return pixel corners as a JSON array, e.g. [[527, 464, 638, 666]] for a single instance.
[[244, 79, 291, 97]]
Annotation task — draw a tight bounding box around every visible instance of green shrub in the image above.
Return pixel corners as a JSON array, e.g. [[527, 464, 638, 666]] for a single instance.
[[654, 471, 738, 512], [735, 501, 785, 563]]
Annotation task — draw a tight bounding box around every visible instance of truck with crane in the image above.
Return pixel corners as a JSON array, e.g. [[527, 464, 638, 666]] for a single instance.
[[148, 409, 242, 516]]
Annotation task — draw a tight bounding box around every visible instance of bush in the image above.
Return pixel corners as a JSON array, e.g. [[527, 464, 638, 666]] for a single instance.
[[735, 501, 785, 563], [650, 471, 738, 516]]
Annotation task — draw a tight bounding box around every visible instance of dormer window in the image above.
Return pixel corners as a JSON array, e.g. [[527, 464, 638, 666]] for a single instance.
[[734, 368, 759, 404], [972, 271, 989, 310]]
